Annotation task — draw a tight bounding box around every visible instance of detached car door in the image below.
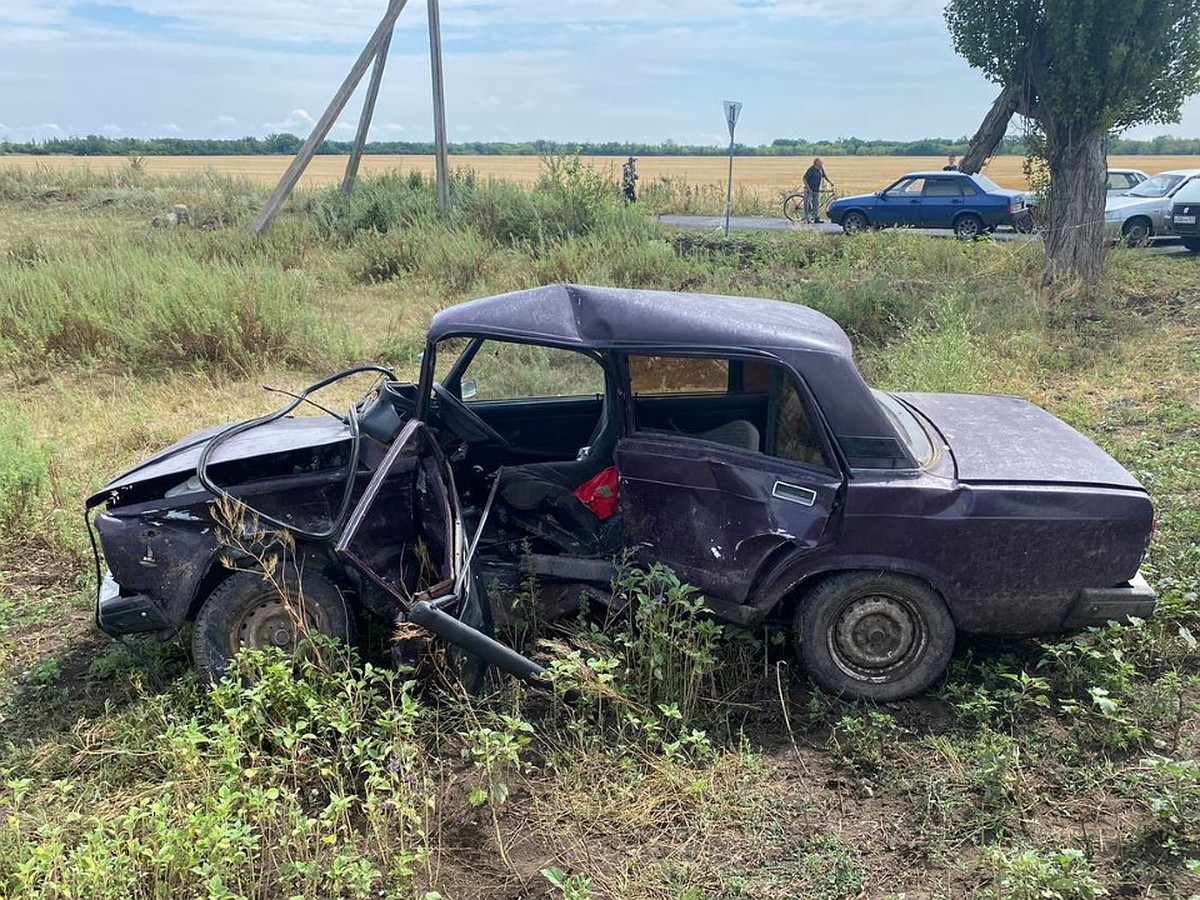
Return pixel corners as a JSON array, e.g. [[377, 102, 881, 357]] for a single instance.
[[335, 419, 465, 605], [616, 355, 844, 607]]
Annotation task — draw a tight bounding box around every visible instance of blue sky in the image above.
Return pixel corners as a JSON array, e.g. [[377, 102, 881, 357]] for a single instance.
[[3, 0, 1200, 145]]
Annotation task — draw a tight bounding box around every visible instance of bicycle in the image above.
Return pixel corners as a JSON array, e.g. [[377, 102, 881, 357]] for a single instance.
[[782, 186, 838, 223]]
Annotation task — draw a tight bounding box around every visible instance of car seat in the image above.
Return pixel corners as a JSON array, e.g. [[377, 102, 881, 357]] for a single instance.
[[495, 394, 622, 556]]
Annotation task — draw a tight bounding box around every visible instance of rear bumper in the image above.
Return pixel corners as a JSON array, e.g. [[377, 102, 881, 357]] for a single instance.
[[1062, 571, 1156, 629], [97, 571, 171, 637]]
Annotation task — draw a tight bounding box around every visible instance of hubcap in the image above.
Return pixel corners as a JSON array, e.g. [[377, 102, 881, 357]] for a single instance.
[[233, 595, 329, 653], [832, 595, 919, 675]]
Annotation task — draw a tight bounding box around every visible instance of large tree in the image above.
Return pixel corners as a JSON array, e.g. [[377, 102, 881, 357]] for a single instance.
[[945, 0, 1200, 280]]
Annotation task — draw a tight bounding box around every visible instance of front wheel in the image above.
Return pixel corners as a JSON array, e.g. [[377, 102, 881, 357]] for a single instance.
[[794, 572, 955, 702], [1182, 237, 1200, 253], [953, 213, 985, 240], [192, 569, 356, 683], [782, 192, 805, 223], [842, 211, 868, 235]]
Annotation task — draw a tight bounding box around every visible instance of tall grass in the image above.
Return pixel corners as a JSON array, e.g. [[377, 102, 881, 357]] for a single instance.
[[1, 244, 352, 376]]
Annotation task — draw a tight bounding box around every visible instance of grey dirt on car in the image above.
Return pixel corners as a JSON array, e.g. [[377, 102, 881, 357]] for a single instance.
[[87, 284, 1156, 701]]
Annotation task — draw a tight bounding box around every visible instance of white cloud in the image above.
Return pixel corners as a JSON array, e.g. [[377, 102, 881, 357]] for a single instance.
[[266, 108, 317, 131], [100, 123, 124, 135], [212, 114, 238, 126]]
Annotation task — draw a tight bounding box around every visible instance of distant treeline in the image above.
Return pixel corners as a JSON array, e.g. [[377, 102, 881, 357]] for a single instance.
[[3, 133, 1199, 157]]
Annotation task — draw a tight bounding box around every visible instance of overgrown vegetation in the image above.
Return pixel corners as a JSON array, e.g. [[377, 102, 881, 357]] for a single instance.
[[1, 164, 1198, 897]]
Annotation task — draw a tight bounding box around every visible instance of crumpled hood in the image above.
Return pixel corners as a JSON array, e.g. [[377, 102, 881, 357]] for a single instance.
[[87, 415, 354, 507], [899, 392, 1144, 490]]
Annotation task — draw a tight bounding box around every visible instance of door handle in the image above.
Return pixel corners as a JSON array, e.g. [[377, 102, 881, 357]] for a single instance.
[[773, 481, 817, 507]]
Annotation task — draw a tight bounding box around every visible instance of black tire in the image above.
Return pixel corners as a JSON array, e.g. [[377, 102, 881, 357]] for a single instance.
[[783, 192, 805, 223], [842, 211, 868, 235], [1121, 217, 1153, 247], [953, 213, 985, 240], [192, 569, 356, 683], [793, 572, 955, 702], [1013, 211, 1035, 234], [1183, 237, 1200, 253]]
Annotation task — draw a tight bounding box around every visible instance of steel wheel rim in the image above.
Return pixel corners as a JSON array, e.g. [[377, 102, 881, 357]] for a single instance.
[[957, 217, 980, 238], [231, 592, 331, 653], [828, 591, 927, 682], [845, 214, 865, 234]]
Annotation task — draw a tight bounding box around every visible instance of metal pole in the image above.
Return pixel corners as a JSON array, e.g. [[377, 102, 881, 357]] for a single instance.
[[427, 0, 450, 217], [341, 0, 401, 198], [724, 134, 735, 236], [251, 0, 410, 235]]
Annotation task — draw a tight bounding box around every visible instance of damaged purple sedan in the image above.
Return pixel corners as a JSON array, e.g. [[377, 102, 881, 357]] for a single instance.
[[87, 285, 1155, 700]]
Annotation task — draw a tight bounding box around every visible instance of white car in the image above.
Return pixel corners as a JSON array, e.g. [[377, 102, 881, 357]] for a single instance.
[[1104, 169, 1200, 245], [1106, 168, 1149, 196]]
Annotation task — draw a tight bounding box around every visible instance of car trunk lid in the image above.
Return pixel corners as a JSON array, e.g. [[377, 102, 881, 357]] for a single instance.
[[899, 392, 1144, 490]]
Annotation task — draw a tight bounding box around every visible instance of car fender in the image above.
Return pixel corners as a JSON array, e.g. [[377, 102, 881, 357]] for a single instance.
[[746, 548, 958, 625]]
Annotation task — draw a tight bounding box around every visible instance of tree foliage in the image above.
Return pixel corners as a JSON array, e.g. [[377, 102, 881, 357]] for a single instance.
[[946, 0, 1200, 280], [945, 0, 1200, 138]]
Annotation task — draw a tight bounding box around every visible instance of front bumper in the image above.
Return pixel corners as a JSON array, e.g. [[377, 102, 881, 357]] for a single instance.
[[1062, 571, 1156, 629], [97, 570, 171, 637]]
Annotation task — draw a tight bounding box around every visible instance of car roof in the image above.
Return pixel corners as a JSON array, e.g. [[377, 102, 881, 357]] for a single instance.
[[1152, 168, 1200, 177], [428, 284, 855, 359]]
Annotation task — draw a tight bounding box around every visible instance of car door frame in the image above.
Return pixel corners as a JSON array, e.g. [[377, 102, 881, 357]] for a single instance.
[[919, 175, 967, 228], [613, 347, 848, 609]]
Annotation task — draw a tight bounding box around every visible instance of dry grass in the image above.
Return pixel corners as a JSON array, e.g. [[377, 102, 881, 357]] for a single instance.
[[4, 153, 1198, 201]]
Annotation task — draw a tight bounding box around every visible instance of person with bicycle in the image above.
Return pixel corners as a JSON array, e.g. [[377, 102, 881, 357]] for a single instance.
[[803, 158, 833, 223]]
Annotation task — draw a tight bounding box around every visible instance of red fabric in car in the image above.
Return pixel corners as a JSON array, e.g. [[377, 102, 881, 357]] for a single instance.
[[573, 466, 619, 520]]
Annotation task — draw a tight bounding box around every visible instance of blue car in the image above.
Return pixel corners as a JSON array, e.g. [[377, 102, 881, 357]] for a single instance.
[[828, 171, 1030, 239]]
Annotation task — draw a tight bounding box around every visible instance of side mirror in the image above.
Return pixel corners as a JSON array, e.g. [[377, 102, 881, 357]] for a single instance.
[[461, 378, 478, 401]]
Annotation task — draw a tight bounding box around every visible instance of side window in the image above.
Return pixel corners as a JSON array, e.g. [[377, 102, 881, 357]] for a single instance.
[[626, 353, 832, 469], [774, 376, 831, 469], [629, 356, 729, 394], [890, 177, 926, 196], [923, 179, 962, 198], [454, 340, 605, 401]]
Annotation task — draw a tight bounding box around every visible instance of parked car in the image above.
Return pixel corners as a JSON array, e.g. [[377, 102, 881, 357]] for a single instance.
[[87, 285, 1156, 701], [1107, 168, 1150, 195], [1167, 178, 1200, 252], [1105, 168, 1200, 244], [827, 172, 1029, 239]]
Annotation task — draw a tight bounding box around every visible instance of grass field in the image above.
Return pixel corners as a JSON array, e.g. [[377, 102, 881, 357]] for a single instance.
[[5, 153, 1199, 201], [0, 164, 1198, 899]]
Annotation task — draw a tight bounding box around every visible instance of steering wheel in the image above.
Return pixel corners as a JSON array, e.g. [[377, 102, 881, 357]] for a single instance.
[[431, 383, 511, 448]]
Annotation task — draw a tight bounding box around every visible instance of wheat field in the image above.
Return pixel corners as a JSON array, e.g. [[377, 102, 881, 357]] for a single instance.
[[3, 153, 1197, 200]]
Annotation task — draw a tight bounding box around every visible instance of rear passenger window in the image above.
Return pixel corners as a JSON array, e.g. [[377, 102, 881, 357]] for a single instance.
[[923, 180, 962, 197], [626, 354, 831, 469]]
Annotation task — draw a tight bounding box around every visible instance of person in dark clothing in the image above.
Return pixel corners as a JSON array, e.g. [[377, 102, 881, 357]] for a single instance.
[[622, 156, 638, 202], [802, 158, 833, 223], [943, 154, 958, 171]]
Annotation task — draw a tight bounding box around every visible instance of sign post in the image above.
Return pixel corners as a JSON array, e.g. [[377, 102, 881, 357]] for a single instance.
[[722, 100, 742, 236]]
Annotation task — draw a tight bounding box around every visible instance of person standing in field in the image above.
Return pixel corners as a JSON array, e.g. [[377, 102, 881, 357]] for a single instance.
[[803, 158, 833, 223], [622, 156, 639, 202]]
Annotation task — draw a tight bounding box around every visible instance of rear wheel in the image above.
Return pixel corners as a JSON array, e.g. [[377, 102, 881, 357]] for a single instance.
[[1013, 211, 1035, 234], [842, 211, 868, 235], [192, 569, 356, 683], [794, 572, 955, 702], [954, 213, 985, 240], [1122, 217, 1153, 247], [783, 192, 805, 223]]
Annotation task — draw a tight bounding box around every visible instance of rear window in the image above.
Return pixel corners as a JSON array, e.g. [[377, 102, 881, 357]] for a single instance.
[[872, 391, 934, 466]]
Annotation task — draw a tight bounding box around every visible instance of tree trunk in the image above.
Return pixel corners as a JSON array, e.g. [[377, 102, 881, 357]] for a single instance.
[[1041, 130, 1107, 281], [958, 83, 1020, 175]]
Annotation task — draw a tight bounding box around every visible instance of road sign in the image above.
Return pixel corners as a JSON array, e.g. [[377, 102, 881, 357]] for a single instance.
[[723, 100, 742, 139]]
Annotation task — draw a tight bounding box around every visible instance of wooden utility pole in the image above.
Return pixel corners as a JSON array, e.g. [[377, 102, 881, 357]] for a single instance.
[[427, 0, 450, 217], [341, 0, 403, 197], [251, 0, 410, 234]]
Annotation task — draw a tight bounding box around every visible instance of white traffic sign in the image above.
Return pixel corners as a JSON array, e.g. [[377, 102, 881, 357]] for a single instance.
[[723, 100, 742, 138]]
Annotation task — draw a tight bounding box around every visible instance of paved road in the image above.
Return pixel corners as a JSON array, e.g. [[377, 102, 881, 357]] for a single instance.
[[658, 214, 1030, 241]]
